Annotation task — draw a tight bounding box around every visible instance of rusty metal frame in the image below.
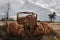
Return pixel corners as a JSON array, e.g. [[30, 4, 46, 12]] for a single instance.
[[17, 12, 37, 19]]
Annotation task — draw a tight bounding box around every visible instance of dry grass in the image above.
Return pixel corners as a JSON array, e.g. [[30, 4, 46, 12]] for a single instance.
[[0, 21, 60, 40]]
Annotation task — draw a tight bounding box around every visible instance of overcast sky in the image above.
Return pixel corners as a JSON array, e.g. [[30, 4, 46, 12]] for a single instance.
[[0, 0, 60, 21]]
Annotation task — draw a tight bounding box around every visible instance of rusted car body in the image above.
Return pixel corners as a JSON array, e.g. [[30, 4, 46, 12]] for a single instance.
[[7, 12, 51, 40]]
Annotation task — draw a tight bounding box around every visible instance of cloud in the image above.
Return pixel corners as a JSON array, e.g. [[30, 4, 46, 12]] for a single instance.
[[9, 15, 17, 20], [28, 0, 60, 12], [0, 0, 25, 17], [0, 0, 60, 21], [56, 13, 60, 16], [0, 13, 6, 15]]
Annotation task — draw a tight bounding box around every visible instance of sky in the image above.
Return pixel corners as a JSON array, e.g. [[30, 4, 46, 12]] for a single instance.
[[0, 0, 60, 21]]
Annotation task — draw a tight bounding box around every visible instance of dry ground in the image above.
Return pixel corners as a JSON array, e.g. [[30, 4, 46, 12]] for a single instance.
[[0, 21, 60, 40], [48, 22, 60, 40]]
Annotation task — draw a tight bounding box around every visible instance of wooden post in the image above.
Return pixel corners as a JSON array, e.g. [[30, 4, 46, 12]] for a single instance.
[[6, 3, 9, 31]]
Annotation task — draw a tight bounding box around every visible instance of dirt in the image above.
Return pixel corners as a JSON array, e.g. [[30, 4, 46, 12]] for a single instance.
[[48, 23, 60, 40], [0, 21, 60, 40]]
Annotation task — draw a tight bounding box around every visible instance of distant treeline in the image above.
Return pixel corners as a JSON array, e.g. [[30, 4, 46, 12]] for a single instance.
[[0, 18, 14, 21]]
